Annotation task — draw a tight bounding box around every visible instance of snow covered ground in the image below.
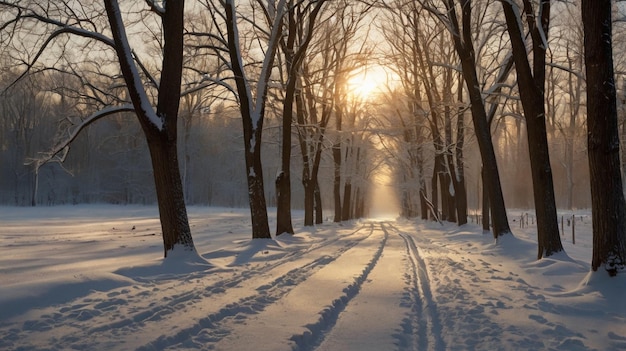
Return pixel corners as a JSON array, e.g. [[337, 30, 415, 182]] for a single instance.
[[0, 205, 625, 351]]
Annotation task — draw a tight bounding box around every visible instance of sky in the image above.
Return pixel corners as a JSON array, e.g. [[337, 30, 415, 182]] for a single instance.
[[1, 205, 625, 350]]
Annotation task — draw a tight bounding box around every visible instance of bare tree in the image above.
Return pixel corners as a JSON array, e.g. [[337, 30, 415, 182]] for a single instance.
[[221, 0, 285, 238], [379, 2, 431, 220], [0, 0, 196, 257], [582, 0, 626, 276], [433, 0, 512, 238], [500, 0, 563, 259], [274, 0, 327, 235]]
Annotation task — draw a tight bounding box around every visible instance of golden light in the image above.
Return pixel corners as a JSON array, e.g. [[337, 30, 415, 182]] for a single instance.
[[345, 65, 400, 101], [347, 71, 379, 100]]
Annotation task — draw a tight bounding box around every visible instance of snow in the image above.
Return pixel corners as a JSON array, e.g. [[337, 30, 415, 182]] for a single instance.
[[1, 205, 625, 351], [107, 0, 163, 131]]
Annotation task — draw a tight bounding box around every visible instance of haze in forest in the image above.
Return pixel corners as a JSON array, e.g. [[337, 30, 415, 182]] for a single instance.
[[1, 1, 621, 215], [1, 0, 626, 269]]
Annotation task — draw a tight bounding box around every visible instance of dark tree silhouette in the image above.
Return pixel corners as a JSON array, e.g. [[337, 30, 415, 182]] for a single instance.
[[582, 0, 626, 276]]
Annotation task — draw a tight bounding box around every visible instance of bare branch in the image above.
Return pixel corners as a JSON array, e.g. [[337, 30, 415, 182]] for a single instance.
[[30, 104, 135, 169]]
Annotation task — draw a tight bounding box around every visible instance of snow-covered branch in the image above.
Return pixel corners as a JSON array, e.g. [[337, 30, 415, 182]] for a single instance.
[[144, 0, 165, 16], [253, 0, 287, 123], [104, 0, 163, 130]]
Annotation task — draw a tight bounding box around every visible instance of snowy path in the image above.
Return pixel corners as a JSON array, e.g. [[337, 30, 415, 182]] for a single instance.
[[0, 218, 441, 351], [1, 206, 624, 351], [316, 223, 422, 351]]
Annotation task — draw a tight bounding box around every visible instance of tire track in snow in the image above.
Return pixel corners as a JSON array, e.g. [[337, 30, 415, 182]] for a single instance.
[[3, 224, 374, 351], [399, 231, 446, 351], [288, 221, 389, 351], [135, 223, 378, 350]]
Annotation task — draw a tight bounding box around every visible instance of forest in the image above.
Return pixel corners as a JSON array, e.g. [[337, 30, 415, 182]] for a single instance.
[[0, 0, 625, 273]]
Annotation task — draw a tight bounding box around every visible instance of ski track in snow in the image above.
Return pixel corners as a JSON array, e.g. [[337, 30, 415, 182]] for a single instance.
[[0, 221, 439, 351], [398, 229, 446, 351], [2, 207, 624, 351], [0, 223, 415, 350]]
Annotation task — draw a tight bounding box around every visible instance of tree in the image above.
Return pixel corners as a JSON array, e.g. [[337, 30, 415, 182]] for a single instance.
[[222, 0, 285, 239], [294, 9, 351, 225], [379, 2, 431, 220], [437, 0, 512, 238], [275, 0, 327, 235], [0, 0, 196, 257], [582, 0, 626, 276], [500, 0, 563, 259]]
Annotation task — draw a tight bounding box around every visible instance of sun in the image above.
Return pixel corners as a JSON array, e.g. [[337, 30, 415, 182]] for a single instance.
[[345, 65, 399, 101], [347, 72, 379, 100], [346, 65, 391, 101]]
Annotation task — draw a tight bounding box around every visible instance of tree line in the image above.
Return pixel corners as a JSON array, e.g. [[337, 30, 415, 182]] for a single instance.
[[0, 0, 624, 277]]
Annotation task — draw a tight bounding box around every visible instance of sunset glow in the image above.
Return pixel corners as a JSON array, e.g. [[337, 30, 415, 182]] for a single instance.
[[347, 72, 379, 100]]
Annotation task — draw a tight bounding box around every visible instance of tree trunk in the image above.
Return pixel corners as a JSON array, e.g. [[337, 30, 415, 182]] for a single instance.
[[481, 166, 490, 232], [314, 180, 323, 224], [501, 0, 563, 258], [105, 0, 196, 257], [275, 68, 296, 235], [455, 80, 468, 225], [342, 181, 352, 221], [419, 182, 428, 220], [303, 178, 314, 226], [447, 2, 504, 238], [445, 154, 458, 223], [431, 160, 439, 221], [147, 134, 195, 255], [276, 0, 326, 235], [444, 0, 510, 238], [245, 124, 271, 239], [582, 0, 626, 275], [275, 169, 293, 234], [224, 0, 276, 239], [333, 142, 342, 222]]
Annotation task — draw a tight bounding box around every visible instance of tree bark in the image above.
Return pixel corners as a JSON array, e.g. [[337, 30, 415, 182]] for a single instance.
[[582, 0, 626, 275], [455, 77, 468, 225], [481, 167, 490, 232], [445, 0, 511, 238], [276, 0, 325, 235], [314, 180, 323, 224], [105, 0, 195, 256], [501, 0, 563, 259], [333, 140, 342, 222], [224, 0, 280, 239], [275, 3, 297, 236]]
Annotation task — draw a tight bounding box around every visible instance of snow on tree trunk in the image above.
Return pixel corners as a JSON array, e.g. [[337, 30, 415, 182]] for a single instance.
[[104, 0, 195, 257], [224, 0, 285, 239]]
